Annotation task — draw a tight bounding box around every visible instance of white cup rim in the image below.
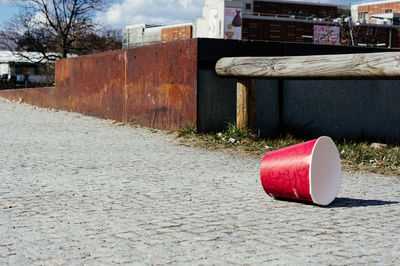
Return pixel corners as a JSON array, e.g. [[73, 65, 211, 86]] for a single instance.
[[309, 136, 342, 206]]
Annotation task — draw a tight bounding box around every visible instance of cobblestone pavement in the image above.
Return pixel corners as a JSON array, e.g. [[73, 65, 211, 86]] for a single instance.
[[1, 98, 399, 265]]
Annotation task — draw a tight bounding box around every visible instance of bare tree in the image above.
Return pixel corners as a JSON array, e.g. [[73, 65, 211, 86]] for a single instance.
[[0, 0, 117, 62], [73, 28, 122, 54]]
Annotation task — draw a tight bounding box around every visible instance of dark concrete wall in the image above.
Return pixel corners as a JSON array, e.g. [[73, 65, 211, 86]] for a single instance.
[[197, 38, 400, 143], [255, 80, 280, 136], [197, 68, 236, 132], [283, 80, 400, 142]]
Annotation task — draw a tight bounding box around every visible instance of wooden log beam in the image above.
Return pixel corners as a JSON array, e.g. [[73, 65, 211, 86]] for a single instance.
[[216, 52, 400, 79], [237, 78, 256, 131]]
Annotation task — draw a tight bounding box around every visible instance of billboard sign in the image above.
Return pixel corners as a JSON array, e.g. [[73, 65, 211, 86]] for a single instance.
[[224, 8, 242, 40], [314, 25, 340, 45]]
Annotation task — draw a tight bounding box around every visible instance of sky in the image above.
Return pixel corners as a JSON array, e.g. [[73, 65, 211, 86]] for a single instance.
[[0, 0, 384, 30]]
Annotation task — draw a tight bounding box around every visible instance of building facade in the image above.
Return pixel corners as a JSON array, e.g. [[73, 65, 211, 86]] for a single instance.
[[0, 51, 53, 89], [121, 0, 400, 49], [193, 0, 253, 39], [122, 23, 193, 49], [161, 25, 192, 43], [194, 0, 348, 42], [193, 0, 400, 48], [351, 0, 400, 25]]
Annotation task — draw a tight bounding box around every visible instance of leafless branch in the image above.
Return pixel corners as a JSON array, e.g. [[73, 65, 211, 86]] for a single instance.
[[0, 0, 118, 62]]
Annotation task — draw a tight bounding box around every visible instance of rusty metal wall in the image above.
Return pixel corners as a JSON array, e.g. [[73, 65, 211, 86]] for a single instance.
[[55, 49, 126, 120], [196, 38, 400, 143], [0, 87, 57, 108], [0, 39, 198, 131], [123, 40, 197, 129]]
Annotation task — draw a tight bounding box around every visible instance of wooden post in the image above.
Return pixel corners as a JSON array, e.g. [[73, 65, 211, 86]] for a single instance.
[[237, 78, 256, 131]]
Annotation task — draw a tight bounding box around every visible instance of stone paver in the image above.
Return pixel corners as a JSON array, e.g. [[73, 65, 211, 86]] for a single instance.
[[0, 98, 399, 265]]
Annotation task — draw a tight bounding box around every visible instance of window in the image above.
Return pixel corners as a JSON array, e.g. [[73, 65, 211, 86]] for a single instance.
[[385, 9, 392, 13], [358, 12, 368, 20], [246, 3, 251, 10], [35, 66, 42, 75], [15, 66, 23, 75]]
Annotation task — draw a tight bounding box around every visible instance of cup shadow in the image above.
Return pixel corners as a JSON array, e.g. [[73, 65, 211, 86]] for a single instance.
[[328, 197, 399, 208], [273, 197, 399, 208]]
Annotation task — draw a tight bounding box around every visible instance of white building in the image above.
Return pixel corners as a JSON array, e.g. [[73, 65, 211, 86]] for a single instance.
[[123, 24, 162, 48], [0, 51, 52, 84], [194, 0, 253, 39]]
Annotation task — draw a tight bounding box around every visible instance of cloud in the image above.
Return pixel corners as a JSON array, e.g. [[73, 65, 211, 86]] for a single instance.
[[97, 0, 204, 29]]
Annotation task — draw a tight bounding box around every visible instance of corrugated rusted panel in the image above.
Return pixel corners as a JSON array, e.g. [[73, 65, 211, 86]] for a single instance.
[[124, 39, 197, 130]]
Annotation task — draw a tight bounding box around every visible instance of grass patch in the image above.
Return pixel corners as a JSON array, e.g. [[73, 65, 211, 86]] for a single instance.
[[176, 125, 400, 177], [177, 125, 196, 138], [338, 141, 400, 176]]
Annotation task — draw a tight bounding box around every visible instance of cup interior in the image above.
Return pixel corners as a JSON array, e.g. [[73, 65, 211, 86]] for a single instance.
[[309, 136, 341, 206]]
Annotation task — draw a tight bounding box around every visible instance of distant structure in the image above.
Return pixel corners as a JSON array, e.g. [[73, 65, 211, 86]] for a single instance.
[[122, 0, 400, 49], [0, 51, 53, 89], [193, 0, 351, 44], [122, 23, 193, 48], [351, 0, 400, 25]]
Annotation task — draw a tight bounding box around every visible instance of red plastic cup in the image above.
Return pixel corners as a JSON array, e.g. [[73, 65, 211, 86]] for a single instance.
[[260, 136, 341, 206]]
